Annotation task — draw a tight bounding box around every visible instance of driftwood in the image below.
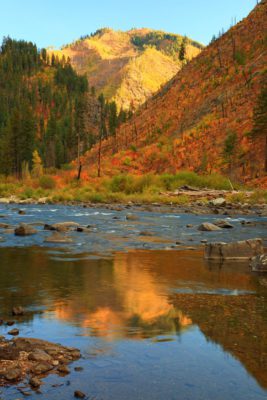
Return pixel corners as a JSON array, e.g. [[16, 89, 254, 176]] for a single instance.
[[160, 186, 252, 199]]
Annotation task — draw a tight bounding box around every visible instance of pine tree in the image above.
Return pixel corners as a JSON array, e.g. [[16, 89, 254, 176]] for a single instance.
[[179, 37, 187, 62]]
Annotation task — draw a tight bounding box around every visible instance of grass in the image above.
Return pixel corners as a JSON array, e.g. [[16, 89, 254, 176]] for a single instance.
[[0, 171, 265, 205]]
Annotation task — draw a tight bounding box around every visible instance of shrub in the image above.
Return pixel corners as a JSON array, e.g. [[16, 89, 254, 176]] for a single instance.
[[39, 175, 56, 190]]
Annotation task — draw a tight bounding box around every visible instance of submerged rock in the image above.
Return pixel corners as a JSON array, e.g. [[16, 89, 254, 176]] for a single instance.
[[44, 233, 73, 243], [0, 223, 9, 229], [198, 222, 221, 231], [250, 254, 267, 272], [126, 214, 139, 221], [204, 238, 264, 260]]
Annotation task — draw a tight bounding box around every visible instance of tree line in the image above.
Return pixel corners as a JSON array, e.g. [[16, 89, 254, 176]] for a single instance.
[[0, 37, 89, 177]]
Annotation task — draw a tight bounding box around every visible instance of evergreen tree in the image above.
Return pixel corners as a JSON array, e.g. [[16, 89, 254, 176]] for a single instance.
[[179, 37, 187, 62]]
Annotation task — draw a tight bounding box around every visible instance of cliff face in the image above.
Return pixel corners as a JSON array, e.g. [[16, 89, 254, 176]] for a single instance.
[[51, 28, 202, 110], [84, 1, 267, 183]]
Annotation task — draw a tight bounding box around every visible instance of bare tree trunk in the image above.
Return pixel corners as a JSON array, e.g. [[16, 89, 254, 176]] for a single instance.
[[77, 163, 82, 180], [77, 131, 81, 180], [97, 134, 102, 178]]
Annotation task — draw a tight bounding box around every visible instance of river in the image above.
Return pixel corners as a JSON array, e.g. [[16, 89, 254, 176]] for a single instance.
[[0, 204, 266, 399]]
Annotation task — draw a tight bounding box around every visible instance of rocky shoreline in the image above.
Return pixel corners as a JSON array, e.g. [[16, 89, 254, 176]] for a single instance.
[[0, 336, 82, 394], [0, 195, 267, 217]]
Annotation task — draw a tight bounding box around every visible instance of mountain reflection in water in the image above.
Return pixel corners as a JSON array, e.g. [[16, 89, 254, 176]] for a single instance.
[[0, 247, 266, 399]]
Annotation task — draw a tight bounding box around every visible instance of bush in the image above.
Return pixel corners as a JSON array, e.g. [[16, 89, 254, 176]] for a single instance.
[[39, 175, 56, 190]]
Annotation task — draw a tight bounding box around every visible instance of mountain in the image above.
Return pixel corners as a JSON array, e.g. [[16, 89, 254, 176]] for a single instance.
[[51, 28, 203, 109], [83, 1, 267, 183]]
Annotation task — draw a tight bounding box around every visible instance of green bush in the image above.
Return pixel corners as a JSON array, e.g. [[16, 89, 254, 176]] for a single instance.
[[39, 175, 56, 190]]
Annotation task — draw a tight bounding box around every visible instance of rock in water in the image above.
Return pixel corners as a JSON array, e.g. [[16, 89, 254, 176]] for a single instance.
[[126, 214, 139, 221], [31, 362, 54, 375], [15, 224, 37, 236], [214, 219, 234, 229], [44, 222, 80, 232], [74, 390, 86, 399], [8, 328, 19, 336], [250, 254, 267, 272], [198, 223, 221, 231], [29, 376, 42, 388], [204, 238, 264, 260]]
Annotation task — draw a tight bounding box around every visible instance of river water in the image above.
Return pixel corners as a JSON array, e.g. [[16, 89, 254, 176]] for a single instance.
[[0, 204, 266, 399]]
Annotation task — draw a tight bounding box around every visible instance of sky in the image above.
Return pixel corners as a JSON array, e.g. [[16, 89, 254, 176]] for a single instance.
[[0, 0, 257, 48]]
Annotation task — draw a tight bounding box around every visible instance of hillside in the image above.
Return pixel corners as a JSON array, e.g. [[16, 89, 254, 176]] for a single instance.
[[51, 28, 203, 109], [83, 1, 267, 183]]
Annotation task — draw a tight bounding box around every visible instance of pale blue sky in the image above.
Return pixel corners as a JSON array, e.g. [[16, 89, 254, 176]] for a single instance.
[[0, 0, 257, 48]]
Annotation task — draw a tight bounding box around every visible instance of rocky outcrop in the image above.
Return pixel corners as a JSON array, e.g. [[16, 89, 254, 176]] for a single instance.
[[204, 238, 264, 260]]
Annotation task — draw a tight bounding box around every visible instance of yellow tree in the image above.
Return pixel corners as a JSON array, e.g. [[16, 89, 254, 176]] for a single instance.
[[32, 150, 43, 178]]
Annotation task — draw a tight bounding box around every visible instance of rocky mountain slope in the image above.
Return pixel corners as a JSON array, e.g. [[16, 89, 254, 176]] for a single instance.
[[84, 1, 267, 183], [51, 28, 203, 109]]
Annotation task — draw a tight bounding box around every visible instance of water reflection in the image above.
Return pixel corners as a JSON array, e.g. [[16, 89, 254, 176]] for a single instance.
[[0, 247, 266, 394]]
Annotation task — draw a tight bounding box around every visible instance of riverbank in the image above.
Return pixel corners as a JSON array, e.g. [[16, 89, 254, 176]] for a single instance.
[[0, 172, 266, 210]]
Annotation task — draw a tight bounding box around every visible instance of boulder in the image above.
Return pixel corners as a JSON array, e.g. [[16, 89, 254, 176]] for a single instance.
[[15, 224, 37, 236], [198, 222, 221, 231], [204, 238, 264, 260], [8, 328, 19, 336], [209, 198, 226, 207], [250, 254, 267, 272], [214, 219, 234, 229], [74, 391, 86, 399]]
